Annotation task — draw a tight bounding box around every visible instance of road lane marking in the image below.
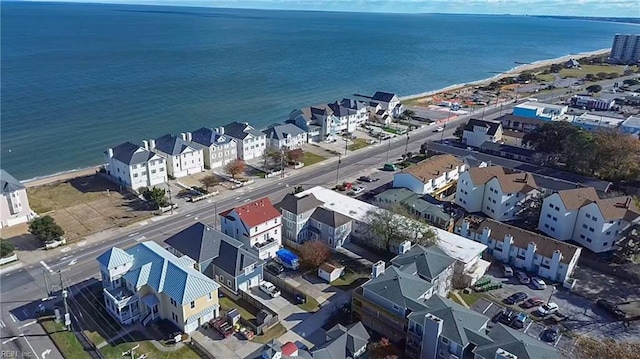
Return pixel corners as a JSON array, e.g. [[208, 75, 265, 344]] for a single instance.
[[139, 221, 148, 226], [18, 320, 37, 329], [10, 314, 17, 322], [128, 232, 140, 237], [0, 319, 5, 328], [19, 333, 40, 359], [185, 214, 192, 217], [39, 261, 53, 273], [60, 247, 71, 253], [2, 337, 17, 344], [42, 349, 52, 359], [68, 259, 78, 266], [135, 236, 147, 242], [76, 241, 87, 247], [60, 256, 73, 261]]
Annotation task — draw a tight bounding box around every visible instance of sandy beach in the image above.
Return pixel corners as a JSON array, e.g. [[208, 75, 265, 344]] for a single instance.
[[19, 48, 610, 189]]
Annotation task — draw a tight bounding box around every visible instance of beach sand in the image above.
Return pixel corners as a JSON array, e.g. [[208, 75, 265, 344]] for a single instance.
[[20, 48, 611, 189]]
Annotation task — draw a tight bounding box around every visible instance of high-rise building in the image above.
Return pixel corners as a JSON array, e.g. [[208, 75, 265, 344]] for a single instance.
[[610, 34, 640, 65]]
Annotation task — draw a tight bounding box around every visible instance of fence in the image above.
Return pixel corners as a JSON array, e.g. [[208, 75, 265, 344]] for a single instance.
[[0, 254, 18, 266], [263, 270, 308, 304], [237, 290, 279, 335]]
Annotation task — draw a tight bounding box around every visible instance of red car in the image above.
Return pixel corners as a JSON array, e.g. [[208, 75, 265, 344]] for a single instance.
[[520, 297, 544, 309]]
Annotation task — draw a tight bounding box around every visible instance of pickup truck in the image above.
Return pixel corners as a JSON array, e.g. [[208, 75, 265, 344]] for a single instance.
[[259, 281, 281, 298]]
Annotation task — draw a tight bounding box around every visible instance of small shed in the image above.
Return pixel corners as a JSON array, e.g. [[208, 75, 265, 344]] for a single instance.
[[318, 262, 344, 283]]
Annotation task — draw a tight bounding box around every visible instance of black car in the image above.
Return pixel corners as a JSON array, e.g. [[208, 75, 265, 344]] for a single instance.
[[596, 299, 626, 320], [504, 292, 528, 305], [265, 261, 284, 275], [541, 326, 560, 342], [498, 309, 517, 325], [358, 176, 379, 183]]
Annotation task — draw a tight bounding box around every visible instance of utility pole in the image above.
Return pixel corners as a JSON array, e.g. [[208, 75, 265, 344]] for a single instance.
[[385, 138, 392, 163], [547, 284, 556, 305], [59, 270, 71, 331], [335, 155, 342, 185], [404, 133, 410, 157], [344, 138, 348, 156], [280, 148, 285, 179], [166, 184, 173, 215]]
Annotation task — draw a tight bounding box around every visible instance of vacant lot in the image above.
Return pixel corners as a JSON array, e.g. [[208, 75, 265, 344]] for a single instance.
[[560, 64, 626, 79], [302, 152, 327, 166], [347, 138, 370, 151], [27, 175, 151, 241]]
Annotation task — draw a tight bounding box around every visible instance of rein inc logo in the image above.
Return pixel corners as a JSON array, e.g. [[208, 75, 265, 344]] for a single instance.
[[1, 351, 32, 358]]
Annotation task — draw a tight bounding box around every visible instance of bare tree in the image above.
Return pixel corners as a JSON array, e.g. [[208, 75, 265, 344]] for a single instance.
[[574, 337, 640, 359], [200, 174, 219, 191], [224, 159, 247, 179], [362, 204, 438, 250]]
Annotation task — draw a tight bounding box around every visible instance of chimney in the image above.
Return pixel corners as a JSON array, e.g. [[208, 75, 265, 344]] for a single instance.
[[106, 148, 114, 159], [398, 240, 411, 254], [461, 220, 470, 234], [149, 139, 156, 151], [186, 132, 192, 142], [482, 226, 491, 241], [371, 260, 385, 278], [219, 126, 225, 135], [142, 140, 149, 150], [180, 133, 186, 141], [422, 314, 443, 359]]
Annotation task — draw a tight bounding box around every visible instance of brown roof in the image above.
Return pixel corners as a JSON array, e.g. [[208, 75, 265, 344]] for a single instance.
[[556, 187, 599, 210], [319, 262, 343, 273], [502, 130, 526, 139], [595, 196, 640, 222], [459, 217, 580, 264], [219, 197, 281, 227], [466, 166, 537, 194], [402, 154, 464, 184]]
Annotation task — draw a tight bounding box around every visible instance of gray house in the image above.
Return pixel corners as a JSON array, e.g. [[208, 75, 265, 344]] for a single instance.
[[262, 123, 308, 149], [190, 127, 238, 169], [164, 222, 263, 294], [277, 193, 352, 249]]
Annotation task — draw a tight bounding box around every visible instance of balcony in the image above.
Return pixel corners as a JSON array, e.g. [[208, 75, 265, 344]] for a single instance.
[[254, 237, 279, 250], [104, 286, 138, 308]]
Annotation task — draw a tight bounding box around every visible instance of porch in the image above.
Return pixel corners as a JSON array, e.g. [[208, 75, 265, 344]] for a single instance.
[[253, 237, 280, 259], [103, 286, 141, 325]]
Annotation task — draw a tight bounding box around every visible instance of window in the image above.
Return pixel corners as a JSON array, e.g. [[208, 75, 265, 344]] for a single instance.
[[589, 227, 594, 232], [552, 216, 557, 222], [555, 206, 559, 211], [544, 224, 549, 229], [586, 213, 591, 219], [582, 224, 588, 229], [551, 227, 555, 232], [587, 238, 592, 243], [227, 280, 232, 287], [208, 292, 212, 301], [190, 301, 195, 309], [133, 173, 138, 178], [441, 337, 449, 344], [274, 229, 278, 234], [603, 242, 609, 247], [170, 298, 176, 306], [580, 234, 585, 239], [547, 214, 552, 219], [392, 304, 399, 311], [151, 169, 156, 174], [160, 167, 164, 172], [549, 204, 554, 208]]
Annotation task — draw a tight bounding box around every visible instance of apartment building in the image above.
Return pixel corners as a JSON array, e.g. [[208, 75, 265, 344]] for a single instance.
[[262, 123, 308, 149], [456, 166, 539, 222], [610, 34, 640, 65], [104, 141, 167, 191], [0, 169, 36, 228], [222, 121, 267, 161], [462, 119, 503, 148], [190, 127, 238, 169], [151, 134, 204, 178], [393, 154, 466, 198]]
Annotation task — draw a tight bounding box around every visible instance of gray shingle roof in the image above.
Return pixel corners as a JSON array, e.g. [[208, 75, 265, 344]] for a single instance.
[[474, 324, 560, 359], [153, 134, 196, 156], [363, 266, 433, 311], [98, 241, 220, 306], [277, 193, 324, 215], [262, 123, 306, 141], [464, 118, 502, 135], [372, 91, 398, 103], [408, 295, 491, 347], [311, 322, 370, 359], [108, 142, 158, 165], [310, 207, 352, 228], [190, 127, 234, 147], [391, 245, 456, 282], [222, 121, 264, 140], [340, 98, 367, 111], [1, 170, 25, 193]]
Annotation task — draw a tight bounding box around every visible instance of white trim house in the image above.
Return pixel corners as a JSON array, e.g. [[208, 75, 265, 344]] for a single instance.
[[151, 134, 204, 178], [462, 118, 503, 148], [104, 142, 167, 191], [392, 154, 466, 197], [1, 170, 36, 228], [262, 123, 308, 149], [190, 127, 238, 169], [222, 121, 267, 161]]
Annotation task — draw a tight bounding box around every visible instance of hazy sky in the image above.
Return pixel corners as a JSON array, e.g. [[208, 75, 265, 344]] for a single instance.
[[23, 0, 640, 17]]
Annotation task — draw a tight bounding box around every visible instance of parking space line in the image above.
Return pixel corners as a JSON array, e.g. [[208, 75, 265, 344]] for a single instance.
[[482, 302, 494, 314], [554, 334, 562, 347], [523, 321, 532, 333]]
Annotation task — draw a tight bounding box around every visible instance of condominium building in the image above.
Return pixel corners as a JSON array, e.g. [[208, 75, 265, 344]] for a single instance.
[[151, 134, 205, 178], [462, 119, 503, 148], [104, 141, 167, 191], [610, 34, 640, 65]]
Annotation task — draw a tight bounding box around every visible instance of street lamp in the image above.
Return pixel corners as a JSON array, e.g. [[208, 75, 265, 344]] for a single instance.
[[166, 184, 173, 215], [386, 137, 392, 163], [335, 155, 342, 185]]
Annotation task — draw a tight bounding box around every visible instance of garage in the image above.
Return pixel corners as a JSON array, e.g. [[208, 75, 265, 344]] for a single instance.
[[239, 273, 262, 291]]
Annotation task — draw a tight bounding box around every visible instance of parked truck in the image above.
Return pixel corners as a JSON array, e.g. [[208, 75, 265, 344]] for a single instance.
[[276, 249, 300, 270]]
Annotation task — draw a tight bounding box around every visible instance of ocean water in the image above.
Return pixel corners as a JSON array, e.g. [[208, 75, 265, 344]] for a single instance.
[[1, 2, 638, 181]]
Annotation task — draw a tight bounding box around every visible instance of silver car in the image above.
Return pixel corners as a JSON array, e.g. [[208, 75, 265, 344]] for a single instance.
[[516, 271, 530, 284]]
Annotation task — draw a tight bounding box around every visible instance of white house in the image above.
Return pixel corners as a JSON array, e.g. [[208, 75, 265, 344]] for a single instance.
[[190, 127, 238, 169], [222, 121, 267, 161], [457, 217, 581, 283], [620, 115, 640, 137], [354, 91, 404, 119], [1, 170, 36, 228], [328, 100, 369, 133], [393, 154, 466, 198], [262, 123, 308, 149], [151, 134, 204, 178], [104, 142, 167, 191], [219, 197, 282, 260], [569, 113, 625, 132], [455, 166, 539, 222], [538, 187, 640, 253], [512, 101, 568, 121], [462, 118, 503, 148]]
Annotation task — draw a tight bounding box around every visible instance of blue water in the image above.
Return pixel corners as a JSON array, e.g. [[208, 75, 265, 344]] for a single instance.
[[2, 2, 638, 180]]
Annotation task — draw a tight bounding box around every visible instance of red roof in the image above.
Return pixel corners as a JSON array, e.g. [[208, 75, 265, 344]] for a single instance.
[[222, 197, 280, 227], [281, 342, 298, 356]]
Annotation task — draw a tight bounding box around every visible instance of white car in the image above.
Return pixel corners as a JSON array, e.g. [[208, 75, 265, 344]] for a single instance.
[[259, 281, 281, 298], [531, 277, 547, 290], [352, 186, 365, 195], [536, 302, 559, 317], [435, 126, 444, 132]]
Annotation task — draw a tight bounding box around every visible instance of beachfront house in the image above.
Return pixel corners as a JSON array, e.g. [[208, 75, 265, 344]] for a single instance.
[[190, 127, 238, 169], [222, 121, 267, 161], [262, 123, 308, 149], [151, 134, 204, 178], [354, 91, 404, 118], [0, 169, 37, 228], [461, 118, 503, 148], [96, 241, 220, 333], [392, 154, 466, 198], [104, 141, 167, 191], [219, 197, 282, 260]]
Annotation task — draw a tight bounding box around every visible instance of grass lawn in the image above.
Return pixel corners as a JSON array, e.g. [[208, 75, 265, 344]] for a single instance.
[[330, 270, 369, 289], [559, 64, 625, 78], [448, 294, 465, 306], [297, 295, 320, 312], [99, 331, 200, 359], [219, 296, 256, 320], [459, 291, 483, 307], [302, 152, 327, 166], [27, 175, 118, 213], [40, 316, 92, 359], [383, 127, 401, 135], [347, 138, 370, 151], [252, 323, 287, 344]]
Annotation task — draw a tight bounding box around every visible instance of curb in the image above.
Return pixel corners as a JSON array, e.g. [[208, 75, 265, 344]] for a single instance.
[[0, 260, 23, 274]]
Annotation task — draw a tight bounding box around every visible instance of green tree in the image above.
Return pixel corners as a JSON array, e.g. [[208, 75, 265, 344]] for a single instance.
[[586, 84, 602, 93], [363, 204, 438, 250], [584, 74, 597, 82], [262, 147, 283, 170], [623, 79, 640, 86], [596, 72, 608, 80], [141, 187, 168, 209], [453, 124, 465, 141], [199, 175, 219, 191], [29, 216, 64, 243], [292, 186, 304, 194], [0, 240, 15, 258], [523, 121, 583, 156], [402, 109, 416, 120], [549, 63, 563, 73]]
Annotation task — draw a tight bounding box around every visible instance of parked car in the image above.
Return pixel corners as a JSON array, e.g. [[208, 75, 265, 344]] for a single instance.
[[537, 302, 559, 317], [531, 277, 547, 290], [511, 312, 529, 329], [358, 176, 379, 183], [521, 297, 544, 309], [265, 261, 284, 275], [434, 126, 444, 132], [383, 163, 397, 171], [516, 271, 530, 284], [541, 326, 560, 342], [500, 263, 514, 277], [504, 292, 528, 305], [352, 186, 365, 195], [259, 281, 281, 298], [498, 309, 517, 325], [596, 299, 626, 320]]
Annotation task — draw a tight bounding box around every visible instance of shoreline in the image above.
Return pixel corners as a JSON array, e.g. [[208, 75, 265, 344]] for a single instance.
[[20, 48, 611, 189]]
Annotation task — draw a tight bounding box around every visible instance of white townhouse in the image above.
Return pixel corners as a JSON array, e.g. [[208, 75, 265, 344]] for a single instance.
[[354, 91, 404, 119], [222, 121, 267, 161], [328, 99, 369, 133], [219, 197, 282, 260], [457, 217, 581, 283], [151, 134, 204, 178], [392, 154, 466, 198], [288, 105, 335, 142], [1, 170, 37, 228], [462, 118, 503, 148], [105, 142, 167, 191], [189, 127, 238, 169], [456, 166, 539, 222], [262, 123, 308, 149], [538, 187, 640, 253]]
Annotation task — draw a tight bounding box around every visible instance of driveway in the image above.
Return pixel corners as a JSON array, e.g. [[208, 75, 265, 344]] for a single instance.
[[247, 287, 311, 331], [192, 326, 263, 359]]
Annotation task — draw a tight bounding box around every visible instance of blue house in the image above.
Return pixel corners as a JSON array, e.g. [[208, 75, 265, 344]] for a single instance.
[[164, 222, 264, 294]]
